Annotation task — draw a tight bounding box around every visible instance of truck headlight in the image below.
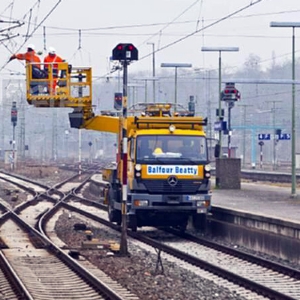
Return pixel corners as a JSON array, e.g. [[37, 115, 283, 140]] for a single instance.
[[204, 164, 211, 171], [134, 200, 148, 207], [135, 164, 142, 171], [169, 124, 176, 133], [197, 200, 210, 207]]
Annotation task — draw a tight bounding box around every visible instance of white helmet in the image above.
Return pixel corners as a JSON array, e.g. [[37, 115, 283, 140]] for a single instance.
[[27, 44, 35, 50], [48, 47, 56, 54]]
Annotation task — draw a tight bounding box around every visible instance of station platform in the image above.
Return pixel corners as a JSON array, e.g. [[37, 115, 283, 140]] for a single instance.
[[212, 181, 300, 224], [90, 174, 300, 225]]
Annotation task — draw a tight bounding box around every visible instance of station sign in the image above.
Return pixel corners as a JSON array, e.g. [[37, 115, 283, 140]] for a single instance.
[[214, 121, 227, 131], [276, 133, 291, 140], [258, 133, 271, 140]]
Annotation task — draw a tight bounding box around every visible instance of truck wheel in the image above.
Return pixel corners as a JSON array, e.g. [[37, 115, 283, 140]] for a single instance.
[[128, 215, 137, 232], [177, 218, 188, 232], [180, 223, 187, 232], [192, 214, 207, 231], [116, 212, 121, 226], [108, 205, 119, 223]]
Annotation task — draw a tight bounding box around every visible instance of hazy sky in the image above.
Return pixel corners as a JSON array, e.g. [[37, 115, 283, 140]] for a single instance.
[[1, 0, 300, 78]]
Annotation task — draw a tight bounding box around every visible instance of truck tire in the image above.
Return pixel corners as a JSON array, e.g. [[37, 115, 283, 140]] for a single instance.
[[192, 214, 207, 231], [128, 215, 137, 232], [108, 204, 121, 224], [107, 190, 121, 225], [179, 221, 188, 232], [175, 218, 188, 232]]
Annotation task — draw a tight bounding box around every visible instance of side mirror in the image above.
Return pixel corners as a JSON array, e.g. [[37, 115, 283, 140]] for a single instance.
[[214, 144, 220, 158]]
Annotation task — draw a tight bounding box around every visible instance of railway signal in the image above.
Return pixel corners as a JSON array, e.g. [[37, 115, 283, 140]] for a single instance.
[[112, 43, 138, 61], [114, 92, 122, 110], [221, 82, 241, 101], [221, 83, 241, 157], [11, 101, 18, 126], [111, 43, 139, 255]]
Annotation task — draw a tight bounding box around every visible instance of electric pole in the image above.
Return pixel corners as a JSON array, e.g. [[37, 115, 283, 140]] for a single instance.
[[238, 104, 253, 168], [266, 100, 282, 170], [147, 43, 156, 102], [11, 101, 18, 170]]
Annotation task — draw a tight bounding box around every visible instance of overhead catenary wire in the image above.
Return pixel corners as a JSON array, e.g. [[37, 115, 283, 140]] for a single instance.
[[24, 8, 33, 40], [2, 6, 299, 35], [33, 0, 41, 28], [0, 1, 14, 16], [195, 0, 204, 31], [68, 28, 92, 67], [18, 0, 63, 49], [140, 0, 202, 47], [140, 0, 264, 61], [92, 1, 262, 80], [104, 0, 264, 78], [43, 26, 46, 51], [0, 0, 63, 72], [2, 1, 298, 78]]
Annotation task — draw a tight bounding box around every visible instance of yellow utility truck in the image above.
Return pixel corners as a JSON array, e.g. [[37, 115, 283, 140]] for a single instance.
[[103, 103, 212, 231], [25, 62, 211, 231]]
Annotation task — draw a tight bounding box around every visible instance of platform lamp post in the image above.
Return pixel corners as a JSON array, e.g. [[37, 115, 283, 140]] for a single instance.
[[201, 47, 239, 158], [270, 22, 300, 198], [147, 42, 156, 102], [160, 63, 192, 109]]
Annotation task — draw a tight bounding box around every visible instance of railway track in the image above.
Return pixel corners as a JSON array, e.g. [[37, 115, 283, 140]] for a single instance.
[[2, 167, 300, 299], [0, 170, 139, 300], [56, 192, 300, 300]]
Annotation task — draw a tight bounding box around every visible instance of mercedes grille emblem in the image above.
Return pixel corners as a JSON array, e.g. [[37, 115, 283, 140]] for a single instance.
[[167, 176, 178, 187]]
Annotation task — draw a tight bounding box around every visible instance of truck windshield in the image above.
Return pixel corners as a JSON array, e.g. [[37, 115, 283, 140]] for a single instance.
[[136, 135, 208, 163]]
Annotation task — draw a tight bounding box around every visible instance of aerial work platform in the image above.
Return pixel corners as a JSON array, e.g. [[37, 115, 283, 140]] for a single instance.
[[26, 62, 94, 123]]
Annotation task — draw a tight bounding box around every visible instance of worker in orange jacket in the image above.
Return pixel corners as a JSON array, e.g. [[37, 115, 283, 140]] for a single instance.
[[9, 44, 45, 94], [9, 44, 40, 66], [44, 47, 64, 94]]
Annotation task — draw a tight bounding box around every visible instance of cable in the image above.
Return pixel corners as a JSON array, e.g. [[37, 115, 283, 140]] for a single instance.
[[21, 0, 42, 21], [140, 0, 201, 46], [67, 29, 92, 66], [0, 0, 63, 72], [33, 0, 41, 28], [147, 1, 263, 58], [25, 8, 33, 41], [2, 7, 299, 34], [0, 2, 13, 16], [101, 0, 263, 79], [21, 0, 63, 46], [196, 0, 204, 31]]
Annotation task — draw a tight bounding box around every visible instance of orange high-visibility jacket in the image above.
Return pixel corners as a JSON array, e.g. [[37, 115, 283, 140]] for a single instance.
[[44, 54, 64, 75], [14, 51, 41, 68]]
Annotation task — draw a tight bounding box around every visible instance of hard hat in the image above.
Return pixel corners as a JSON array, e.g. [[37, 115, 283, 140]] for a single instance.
[[48, 47, 56, 54], [154, 147, 163, 154], [27, 44, 35, 50]]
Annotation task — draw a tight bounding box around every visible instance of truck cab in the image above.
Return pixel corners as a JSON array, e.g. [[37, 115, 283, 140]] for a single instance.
[[106, 103, 212, 231]]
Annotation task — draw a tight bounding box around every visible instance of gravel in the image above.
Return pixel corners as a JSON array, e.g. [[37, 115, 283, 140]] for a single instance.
[[55, 213, 247, 300]]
